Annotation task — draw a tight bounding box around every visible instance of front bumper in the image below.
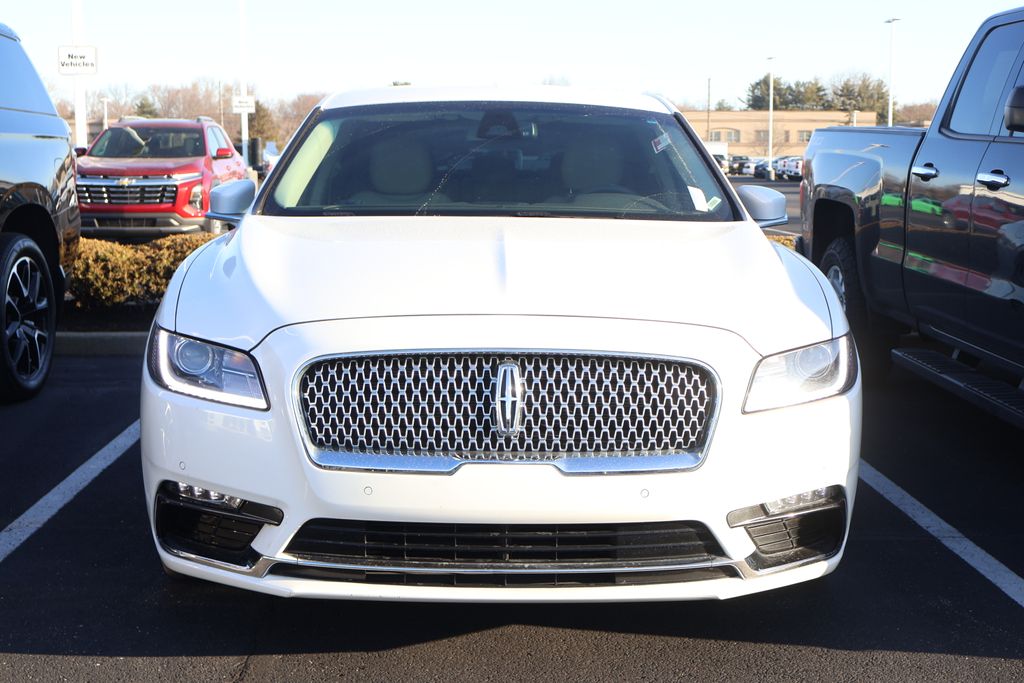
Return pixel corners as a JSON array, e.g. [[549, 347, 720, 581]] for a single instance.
[[80, 211, 214, 237], [141, 315, 862, 601]]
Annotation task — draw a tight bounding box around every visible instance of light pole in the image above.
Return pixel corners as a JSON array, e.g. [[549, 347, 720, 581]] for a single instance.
[[767, 57, 775, 181], [885, 17, 900, 127], [101, 97, 109, 129]]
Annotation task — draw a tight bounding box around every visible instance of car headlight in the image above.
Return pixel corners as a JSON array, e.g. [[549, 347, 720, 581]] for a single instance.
[[743, 335, 857, 413], [147, 328, 269, 410]]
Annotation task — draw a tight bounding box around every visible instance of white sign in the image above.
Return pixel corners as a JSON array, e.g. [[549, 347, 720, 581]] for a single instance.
[[58, 45, 97, 75], [232, 95, 256, 115]]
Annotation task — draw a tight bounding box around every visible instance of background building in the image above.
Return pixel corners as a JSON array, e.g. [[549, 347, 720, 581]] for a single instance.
[[679, 110, 879, 158]]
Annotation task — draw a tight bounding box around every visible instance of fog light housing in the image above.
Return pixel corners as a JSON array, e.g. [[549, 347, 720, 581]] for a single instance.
[[763, 487, 831, 515], [177, 482, 243, 509], [727, 486, 847, 572]]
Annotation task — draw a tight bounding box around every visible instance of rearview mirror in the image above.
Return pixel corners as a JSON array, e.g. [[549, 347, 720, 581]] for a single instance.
[[74, 147, 87, 157], [737, 185, 788, 229], [207, 179, 256, 228], [214, 147, 234, 160], [1004, 86, 1024, 133]]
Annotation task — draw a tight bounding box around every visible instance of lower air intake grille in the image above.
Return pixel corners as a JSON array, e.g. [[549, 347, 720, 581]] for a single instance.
[[285, 518, 726, 569]]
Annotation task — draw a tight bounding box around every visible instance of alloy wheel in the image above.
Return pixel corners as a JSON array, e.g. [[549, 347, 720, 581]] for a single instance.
[[826, 264, 847, 311], [4, 255, 50, 381]]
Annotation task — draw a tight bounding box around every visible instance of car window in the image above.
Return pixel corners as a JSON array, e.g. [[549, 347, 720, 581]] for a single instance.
[[205, 127, 221, 156], [949, 21, 1024, 135], [213, 127, 232, 151], [0, 35, 56, 115], [90, 126, 206, 158], [264, 102, 735, 222]]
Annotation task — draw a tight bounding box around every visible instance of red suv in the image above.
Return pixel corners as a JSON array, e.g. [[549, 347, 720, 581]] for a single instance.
[[76, 117, 246, 237]]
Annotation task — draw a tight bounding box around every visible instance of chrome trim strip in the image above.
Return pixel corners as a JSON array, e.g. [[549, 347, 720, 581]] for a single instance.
[[77, 175, 182, 186], [159, 542, 276, 578], [289, 348, 722, 475], [274, 555, 736, 575]]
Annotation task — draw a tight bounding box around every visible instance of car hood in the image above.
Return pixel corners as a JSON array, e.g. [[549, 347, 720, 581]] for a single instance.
[[77, 156, 204, 177], [173, 215, 834, 355]]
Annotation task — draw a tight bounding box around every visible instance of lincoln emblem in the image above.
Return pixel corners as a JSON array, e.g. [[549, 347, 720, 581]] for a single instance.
[[493, 361, 525, 437]]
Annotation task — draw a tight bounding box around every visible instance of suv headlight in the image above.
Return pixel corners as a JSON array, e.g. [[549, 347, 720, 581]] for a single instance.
[[743, 335, 857, 413], [147, 328, 268, 410]]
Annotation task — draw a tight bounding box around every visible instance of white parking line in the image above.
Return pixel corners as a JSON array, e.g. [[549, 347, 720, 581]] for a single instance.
[[0, 419, 140, 565], [860, 461, 1024, 609]]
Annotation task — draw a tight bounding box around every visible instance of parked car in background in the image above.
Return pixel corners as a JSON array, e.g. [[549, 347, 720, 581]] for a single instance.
[[712, 153, 728, 173], [741, 158, 762, 175], [800, 7, 1024, 426], [0, 24, 80, 401], [728, 155, 750, 175], [780, 157, 803, 180], [75, 117, 247, 238], [753, 160, 770, 178], [143, 86, 860, 602]]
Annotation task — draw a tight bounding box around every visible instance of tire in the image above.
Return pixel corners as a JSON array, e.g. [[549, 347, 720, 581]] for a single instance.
[[0, 233, 57, 402], [819, 236, 892, 380]]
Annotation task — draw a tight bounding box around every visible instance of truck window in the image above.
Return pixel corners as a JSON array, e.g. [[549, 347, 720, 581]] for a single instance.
[[0, 36, 57, 115], [949, 21, 1024, 135]]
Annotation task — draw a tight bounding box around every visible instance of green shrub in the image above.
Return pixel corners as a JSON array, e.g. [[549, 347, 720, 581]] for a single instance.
[[70, 234, 216, 309]]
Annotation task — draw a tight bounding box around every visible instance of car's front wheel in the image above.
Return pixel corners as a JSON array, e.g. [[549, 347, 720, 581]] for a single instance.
[[0, 233, 57, 402]]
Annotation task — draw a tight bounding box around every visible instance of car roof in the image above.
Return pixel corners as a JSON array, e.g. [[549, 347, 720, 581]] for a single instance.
[[320, 86, 675, 114], [0, 23, 19, 41], [110, 118, 205, 129]]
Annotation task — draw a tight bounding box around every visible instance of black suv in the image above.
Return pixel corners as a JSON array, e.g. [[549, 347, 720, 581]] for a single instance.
[[0, 24, 80, 400]]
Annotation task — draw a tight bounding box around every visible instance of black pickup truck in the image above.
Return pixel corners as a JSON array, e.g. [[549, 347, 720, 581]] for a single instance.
[[799, 8, 1024, 427]]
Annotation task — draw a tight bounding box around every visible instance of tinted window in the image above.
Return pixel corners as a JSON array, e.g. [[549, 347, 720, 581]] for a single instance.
[[949, 22, 1024, 135], [90, 126, 206, 158], [0, 35, 56, 114], [265, 102, 734, 222], [205, 127, 220, 156]]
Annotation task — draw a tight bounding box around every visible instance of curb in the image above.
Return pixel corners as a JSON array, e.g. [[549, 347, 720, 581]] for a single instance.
[[56, 331, 149, 356]]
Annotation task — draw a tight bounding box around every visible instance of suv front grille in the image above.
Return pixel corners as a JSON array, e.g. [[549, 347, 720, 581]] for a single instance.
[[285, 518, 727, 569], [298, 352, 716, 462], [78, 182, 177, 205]]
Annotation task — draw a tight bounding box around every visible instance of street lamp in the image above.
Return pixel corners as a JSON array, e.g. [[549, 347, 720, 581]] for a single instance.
[[767, 57, 775, 181], [885, 17, 900, 127]]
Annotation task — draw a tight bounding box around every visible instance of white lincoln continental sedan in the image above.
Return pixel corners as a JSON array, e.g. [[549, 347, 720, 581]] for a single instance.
[[141, 87, 861, 602]]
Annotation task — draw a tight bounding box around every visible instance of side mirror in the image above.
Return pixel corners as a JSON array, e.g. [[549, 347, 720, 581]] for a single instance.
[[74, 147, 87, 157], [1004, 86, 1024, 133], [214, 147, 234, 160], [207, 179, 256, 228], [737, 185, 788, 229]]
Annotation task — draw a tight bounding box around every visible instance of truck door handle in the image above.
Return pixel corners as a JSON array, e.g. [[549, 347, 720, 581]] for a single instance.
[[912, 165, 939, 181], [976, 171, 1010, 191]]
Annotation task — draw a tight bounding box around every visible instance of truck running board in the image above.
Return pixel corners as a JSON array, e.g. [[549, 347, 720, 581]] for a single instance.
[[891, 348, 1024, 429]]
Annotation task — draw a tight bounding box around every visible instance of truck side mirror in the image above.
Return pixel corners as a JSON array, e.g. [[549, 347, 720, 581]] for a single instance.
[[1004, 86, 1024, 133]]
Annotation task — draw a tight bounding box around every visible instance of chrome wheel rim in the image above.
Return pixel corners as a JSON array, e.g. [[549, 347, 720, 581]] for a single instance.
[[826, 264, 847, 311], [4, 255, 50, 381]]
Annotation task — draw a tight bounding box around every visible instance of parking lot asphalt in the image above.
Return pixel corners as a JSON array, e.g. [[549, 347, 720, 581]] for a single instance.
[[0, 353, 1022, 681]]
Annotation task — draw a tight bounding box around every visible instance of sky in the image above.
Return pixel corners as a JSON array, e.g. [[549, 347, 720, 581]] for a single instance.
[[4, 0, 1022, 108]]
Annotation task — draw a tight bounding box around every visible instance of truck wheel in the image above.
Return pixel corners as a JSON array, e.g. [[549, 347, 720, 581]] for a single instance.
[[0, 233, 57, 402], [820, 236, 891, 379]]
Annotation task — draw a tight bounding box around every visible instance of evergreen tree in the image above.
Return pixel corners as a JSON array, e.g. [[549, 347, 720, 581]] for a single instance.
[[134, 95, 159, 118]]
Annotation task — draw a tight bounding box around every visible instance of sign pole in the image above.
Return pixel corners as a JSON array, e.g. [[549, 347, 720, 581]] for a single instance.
[[71, 0, 87, 147], [239, 0, 249, 167]]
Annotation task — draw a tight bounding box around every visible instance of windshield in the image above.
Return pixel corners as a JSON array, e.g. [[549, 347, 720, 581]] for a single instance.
[[89, 126, 206, 158], [263, 102, 735, 221]]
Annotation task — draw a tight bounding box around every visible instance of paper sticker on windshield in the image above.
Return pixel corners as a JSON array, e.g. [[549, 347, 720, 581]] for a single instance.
[[707, 196, 722, 211], [651, 133, 671, 154], [688, 186, 709, 212]]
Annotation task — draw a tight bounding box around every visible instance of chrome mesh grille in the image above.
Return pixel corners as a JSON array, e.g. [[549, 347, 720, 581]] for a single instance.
[[299, 353, 715, 461], [78, 183, 177, 205]]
